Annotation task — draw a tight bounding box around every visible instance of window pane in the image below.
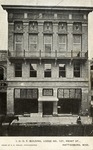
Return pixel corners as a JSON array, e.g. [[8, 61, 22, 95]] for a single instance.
[[15, 34, 23, 42], [15, 89, 20, 98], [58, 35, 67, 51], [20, 89, 27, 98], [44, 35, 52, 52], [29, 35, 37, 43], [29, 35, 37, 51], [73, 35, 81, 43], [59, 35, 66, 43]]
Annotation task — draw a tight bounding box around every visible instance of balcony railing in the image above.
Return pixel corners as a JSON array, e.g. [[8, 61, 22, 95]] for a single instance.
[[8, 50, 88, 60]]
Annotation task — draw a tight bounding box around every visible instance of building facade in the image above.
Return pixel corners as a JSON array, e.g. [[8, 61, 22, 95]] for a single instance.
[[2, 5, 93, 116], [0, 50, 7, 115]]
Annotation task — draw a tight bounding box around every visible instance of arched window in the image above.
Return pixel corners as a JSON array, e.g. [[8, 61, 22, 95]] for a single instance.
[[0, 67, 4, 80]]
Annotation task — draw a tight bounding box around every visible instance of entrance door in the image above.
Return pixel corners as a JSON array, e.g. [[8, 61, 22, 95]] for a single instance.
[[43, 102, 53, 115]]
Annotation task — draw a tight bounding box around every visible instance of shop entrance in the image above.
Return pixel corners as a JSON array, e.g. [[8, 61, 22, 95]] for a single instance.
[[43, 102, 53, 115], [14, 99, 38, 115], [58, 99, 81, 114], [0, 92, 6, 114]]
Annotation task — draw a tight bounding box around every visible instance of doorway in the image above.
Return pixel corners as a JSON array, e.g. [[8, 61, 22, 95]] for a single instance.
[[43, 101, 53, 115]]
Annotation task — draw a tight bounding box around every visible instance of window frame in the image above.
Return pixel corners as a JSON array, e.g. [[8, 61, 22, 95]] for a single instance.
[[58, 34, 67, 51], [59, 63, 66, 77], [15, 63, 22, 77], [44, 64, 51, 78], [30, 64, 37, 77], [74, 63, 80, 77], [29, 34, 38, 51]]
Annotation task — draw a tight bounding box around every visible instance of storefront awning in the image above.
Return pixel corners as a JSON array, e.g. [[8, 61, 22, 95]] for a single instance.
[[38, 96, 58, 101]]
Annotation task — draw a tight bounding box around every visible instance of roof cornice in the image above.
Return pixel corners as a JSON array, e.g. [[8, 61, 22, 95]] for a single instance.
[[2, 5, 93, 12]]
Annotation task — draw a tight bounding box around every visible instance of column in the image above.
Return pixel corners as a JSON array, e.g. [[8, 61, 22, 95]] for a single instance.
[[80, 88, 89, 115], [7, 88, 14, 115], [82, 23, 88, 52], [8, 22, 14, 51], [23, 22, 29, 51], [53, 22, 58, 51], [67, 23, 73, 51], [38, 101, 43, 114], [53, 101, 58, 116], [38, 21, 44, 51]]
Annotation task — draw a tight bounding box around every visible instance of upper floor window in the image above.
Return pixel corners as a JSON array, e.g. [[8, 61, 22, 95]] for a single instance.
[[44, 64, 51, 78], [58, 35, 67, 51], [29, 22, 38, 32], [74, 63, 80, 77], [29, 34, 38, 51], [73, 35, 81, 51], [30, 64, 37, 77], [44, 35, 52, 53], [15, 63, 22, 77], [14, 34, 23, 53], [59, 64, 66, 77], [91, 65, 93, 70]]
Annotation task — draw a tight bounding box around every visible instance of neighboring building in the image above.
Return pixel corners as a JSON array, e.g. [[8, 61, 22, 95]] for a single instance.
[[2, 5, 93, 116], [90, 60, 93, 116], [0, 50, 7, 115]]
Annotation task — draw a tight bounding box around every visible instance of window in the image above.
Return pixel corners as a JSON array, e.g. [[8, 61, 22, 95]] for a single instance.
[[0, 67, 4, 80], [91, 65, 93, 70], [74, 63, 80, 77], [44, 64, 51, 78], [15, 89, 38, 99], [43, 89, 53, 96], [58, 35, 67, 51], [30, 64, 37, 77], [15, 63, 22, 77], [29, 34, 37, 51], [73, 35, 81, 51], [59, 64, 66, 77], [44, 35, 52, 53], [14, 34, 23, 52]]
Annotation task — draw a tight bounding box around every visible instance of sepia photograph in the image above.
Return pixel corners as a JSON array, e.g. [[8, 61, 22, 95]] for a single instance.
[[0, 0, 93, 141]]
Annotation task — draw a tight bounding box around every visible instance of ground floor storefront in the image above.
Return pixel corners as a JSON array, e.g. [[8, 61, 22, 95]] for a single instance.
[[6, 87, 90, 116]]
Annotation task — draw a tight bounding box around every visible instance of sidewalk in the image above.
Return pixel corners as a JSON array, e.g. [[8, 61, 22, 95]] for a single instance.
[[11, 115, 92, 126]]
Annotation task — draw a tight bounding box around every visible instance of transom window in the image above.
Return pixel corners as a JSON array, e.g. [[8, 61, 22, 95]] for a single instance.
[[44, 64, 51, 78], [30, 64, 37, 77], [59, 64, 66, 77]]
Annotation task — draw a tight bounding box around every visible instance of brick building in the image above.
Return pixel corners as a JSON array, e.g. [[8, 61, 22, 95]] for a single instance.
[[2, 5, 93, 116]]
